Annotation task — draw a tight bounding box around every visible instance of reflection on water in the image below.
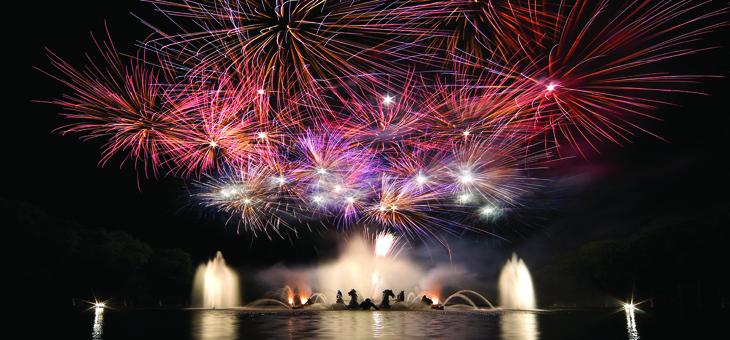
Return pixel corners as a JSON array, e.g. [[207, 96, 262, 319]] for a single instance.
[[625, 307, 640, 340], [500, 312, 538, 340], [372, 311, 384, 337], [92, 307, 104, 340], [84, 309, 649, 339], [185, 310, 506, 339], [194, 311, 239, 340]]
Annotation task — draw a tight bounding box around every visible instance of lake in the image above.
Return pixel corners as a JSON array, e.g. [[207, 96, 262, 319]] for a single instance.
[[59, 307, 723, 339]]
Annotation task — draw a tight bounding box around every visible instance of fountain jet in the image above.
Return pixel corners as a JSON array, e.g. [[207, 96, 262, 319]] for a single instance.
[[192, 251, 240, 308], [498, 254, 536, 310]]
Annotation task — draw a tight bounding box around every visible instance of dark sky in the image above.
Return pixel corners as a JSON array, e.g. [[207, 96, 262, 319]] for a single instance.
[[3, 1, 729, 269]]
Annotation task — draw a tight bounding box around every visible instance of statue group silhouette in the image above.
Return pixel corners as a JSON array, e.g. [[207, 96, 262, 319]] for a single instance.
[[331, 289, 438, 310], [289, 287, 441, 310]]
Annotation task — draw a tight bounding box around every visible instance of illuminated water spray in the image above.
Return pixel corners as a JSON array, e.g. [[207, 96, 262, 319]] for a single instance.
[[498, 254, 536, 310], [374, 232, 396, 257], [192, 251, 240, 308]]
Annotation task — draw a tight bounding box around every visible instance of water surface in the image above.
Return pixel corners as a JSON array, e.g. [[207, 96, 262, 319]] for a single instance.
[[68, 307, 723, 339]]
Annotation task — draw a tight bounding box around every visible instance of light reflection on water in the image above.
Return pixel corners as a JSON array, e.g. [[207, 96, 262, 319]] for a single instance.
[[500, 312, 538, 340], [372, 311, 384, 337], [194, 310, 238, 340], [86, 309, 647, 339], [181, 310, 540, 339], [625, 308, 640, 340], [91, 307, 104, 340]]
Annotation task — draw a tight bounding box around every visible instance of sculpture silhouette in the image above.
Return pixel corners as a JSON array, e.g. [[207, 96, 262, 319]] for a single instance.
[[347, 289, 360, 309], [291, 288, 303, 309], [396, 290, 405, 302], [305, 292, 316, 305], [421, 295, 433, 306], [379, 289, 396, 309], [360, 298, 379, 310], [336, 290, 345, 304]]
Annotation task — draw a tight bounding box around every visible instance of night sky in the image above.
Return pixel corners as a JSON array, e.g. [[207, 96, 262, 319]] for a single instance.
[[4, 0, 729, 273]]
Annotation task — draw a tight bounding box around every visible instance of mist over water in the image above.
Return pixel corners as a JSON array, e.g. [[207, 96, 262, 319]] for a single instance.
[[257, 235, 472, 302]]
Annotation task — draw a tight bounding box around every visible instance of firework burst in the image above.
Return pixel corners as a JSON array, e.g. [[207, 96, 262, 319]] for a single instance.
[[42, 0, 726, 240], [41, 31, 181, 178], [143, 0, 427, 99], [197, 164, 307, 238]]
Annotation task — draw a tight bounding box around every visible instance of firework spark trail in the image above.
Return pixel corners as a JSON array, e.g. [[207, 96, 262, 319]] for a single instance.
[[451, 0, 728, 154], [141, 0, 434, 100], [42, 0, 727, 240], [41, 29, 183, 178], [330, 70, 429, 154], [196, 163, 308, 238]]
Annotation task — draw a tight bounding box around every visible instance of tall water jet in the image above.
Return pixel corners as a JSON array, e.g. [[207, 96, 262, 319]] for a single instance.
[[316, 233, 422, 301], [498, 254, 536, 310], [192, 251, 240, 308]]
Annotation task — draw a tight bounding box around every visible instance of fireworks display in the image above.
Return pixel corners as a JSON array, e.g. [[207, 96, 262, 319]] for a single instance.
[[43, 1, 726, 241]]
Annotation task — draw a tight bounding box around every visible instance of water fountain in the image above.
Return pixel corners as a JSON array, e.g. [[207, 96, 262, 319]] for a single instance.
[[498, 254, 536, 310], [246, 236, 534, 313], [315, 235, 423, 302], [244, 298, 292, 310], [443, 290, 496, 310], [192, 251, 240, 308]]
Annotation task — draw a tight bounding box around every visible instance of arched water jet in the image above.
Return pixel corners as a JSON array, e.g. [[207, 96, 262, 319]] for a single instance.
[[307, 293, 328, 304], [498, 254, 536, 310], [192, 251, 240, 308], [244, 299, 292, 310], [406, 292, 418, 304], [443, 290, 495, 309]]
